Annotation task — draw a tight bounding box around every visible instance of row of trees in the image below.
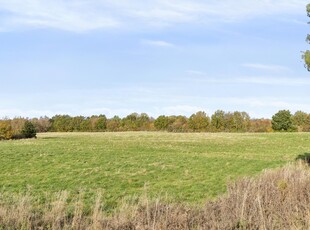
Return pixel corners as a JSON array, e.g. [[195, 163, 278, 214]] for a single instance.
[[40, 111, 258, 133], [154, 111, 253, 132], [272, 110, 310, 132], [1, 110, 310, 139]]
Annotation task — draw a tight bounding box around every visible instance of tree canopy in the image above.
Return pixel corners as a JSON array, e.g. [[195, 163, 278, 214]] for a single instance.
[[271, 110, 294, 131]]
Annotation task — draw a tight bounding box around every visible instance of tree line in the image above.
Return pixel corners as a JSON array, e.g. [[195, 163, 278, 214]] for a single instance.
[[1, 110, 310, 140]]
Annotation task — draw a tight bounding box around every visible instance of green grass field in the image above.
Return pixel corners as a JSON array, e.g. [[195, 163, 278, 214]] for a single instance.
[[0, 132, 310, 209]]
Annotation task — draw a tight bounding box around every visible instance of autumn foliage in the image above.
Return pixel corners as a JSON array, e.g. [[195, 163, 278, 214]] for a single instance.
[[1, 110, 310, 139]]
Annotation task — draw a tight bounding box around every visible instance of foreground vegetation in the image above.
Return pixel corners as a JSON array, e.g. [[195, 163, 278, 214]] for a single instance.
[[1, 132, 310, 211], [1, 162, 310, 229]]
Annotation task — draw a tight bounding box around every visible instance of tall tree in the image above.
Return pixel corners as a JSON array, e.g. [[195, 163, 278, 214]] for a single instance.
[[106, 116, 121, 131], [272, 110, 294, 131], [0, 120, 13, 140], [228, 111, 251, 132], [136, 113, 151, 131], [154, 115, 170, 131], [188, 111, 210, 132], [292, 111, 308, 131], [122, 113, 139, 131], [211, 110, 226, 132], [94, 115, 107, 131], [303, 4, 310, 71]]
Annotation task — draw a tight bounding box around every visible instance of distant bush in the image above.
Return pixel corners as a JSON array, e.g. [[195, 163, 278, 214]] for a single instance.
[[249, 119, 272, 132], [21, 121, 37, 139], [31, 116, 51, 132], [0, 120, 13, 140], [296, 153, 310, 165]]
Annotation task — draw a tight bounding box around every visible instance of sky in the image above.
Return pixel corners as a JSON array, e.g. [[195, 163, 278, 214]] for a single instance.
[[0, 0, 309, 119]]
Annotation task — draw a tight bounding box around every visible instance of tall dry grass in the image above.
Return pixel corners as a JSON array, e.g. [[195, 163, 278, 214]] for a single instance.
[[1, 162, 310, 229]]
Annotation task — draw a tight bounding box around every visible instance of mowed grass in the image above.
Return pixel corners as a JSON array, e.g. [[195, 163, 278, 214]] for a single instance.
[[0, 132, 310, 209]]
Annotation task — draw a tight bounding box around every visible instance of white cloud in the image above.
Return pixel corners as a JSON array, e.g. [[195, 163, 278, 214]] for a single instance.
[[0, 0, 306, 32], [142, 39, 175, 47]]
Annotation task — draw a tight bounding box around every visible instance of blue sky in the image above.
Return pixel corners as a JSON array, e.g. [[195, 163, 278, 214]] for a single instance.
[[0, 0, 309, 119]]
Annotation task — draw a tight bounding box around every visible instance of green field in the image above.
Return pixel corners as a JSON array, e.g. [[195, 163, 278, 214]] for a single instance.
[[0, 132, 309, 209]]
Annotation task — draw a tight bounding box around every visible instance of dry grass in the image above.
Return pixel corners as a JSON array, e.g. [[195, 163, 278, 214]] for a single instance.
[[1, 162, 310, 229]]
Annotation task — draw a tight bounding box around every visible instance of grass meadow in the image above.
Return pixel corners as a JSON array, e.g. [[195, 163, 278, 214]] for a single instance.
[[1, 132, 310, 212]]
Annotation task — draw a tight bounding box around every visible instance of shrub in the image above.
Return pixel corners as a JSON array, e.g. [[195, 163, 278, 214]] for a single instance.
[[0, 120, 13, 140], [21, 121, 37, 138]]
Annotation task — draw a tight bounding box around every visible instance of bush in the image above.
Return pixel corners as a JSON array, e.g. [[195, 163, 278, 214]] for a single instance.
[[0, 120, 13, 140], [21, 121, 37, 138]]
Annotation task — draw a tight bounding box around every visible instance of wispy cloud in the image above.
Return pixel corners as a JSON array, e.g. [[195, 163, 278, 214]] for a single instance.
[[186, 70, 205, 75], [220, 97, 310, 114], [236, 77, 310, 86], [0, 0, 120, 32], [119, 0, 305, 26], [142, 39, 175, 47], [279, 18, 308, 25], [189, 75, 310, 86], [0, 0, 306, 32], [242, 63, 290, 72]]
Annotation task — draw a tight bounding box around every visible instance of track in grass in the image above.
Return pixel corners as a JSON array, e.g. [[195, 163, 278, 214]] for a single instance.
[[0, 132, 309, 209]]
